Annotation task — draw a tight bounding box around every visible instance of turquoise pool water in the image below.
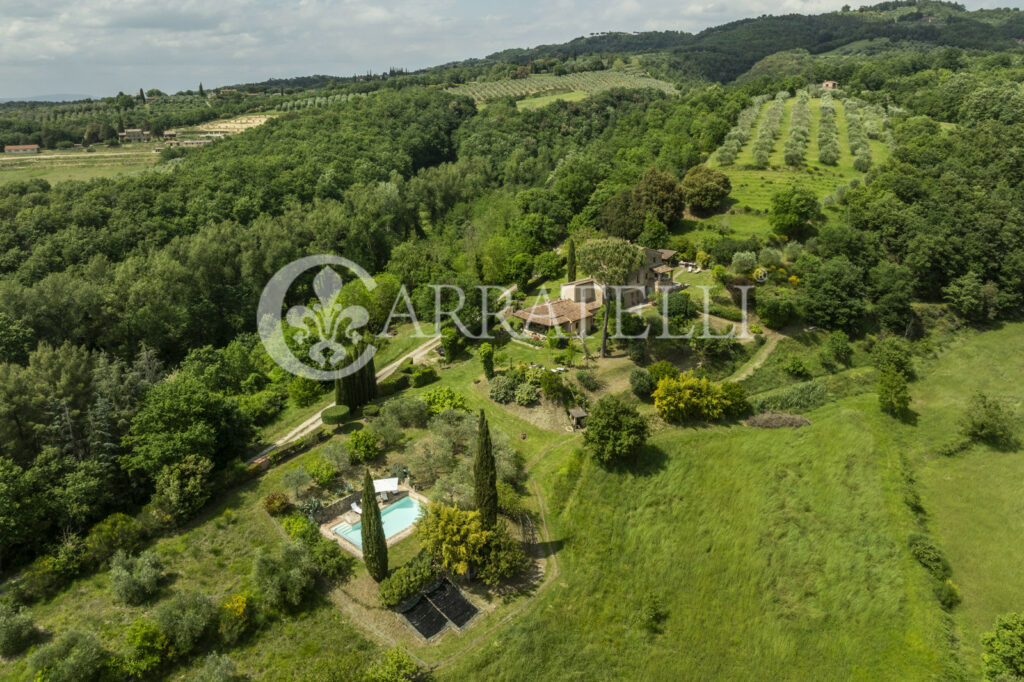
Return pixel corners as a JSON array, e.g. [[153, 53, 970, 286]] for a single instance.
[[332, 496, 423, 549]]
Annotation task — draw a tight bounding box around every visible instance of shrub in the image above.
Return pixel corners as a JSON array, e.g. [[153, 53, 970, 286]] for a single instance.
[[378, 551, 438, 608], [298, 497, 322, 516], [27, 630, 107, 682], [110, 549, 164, 606], [423, 386, 468, 413], [907, 534, 952, 581], [479, 342, 495, 378], [961, 392, 1018, 449], [934, 579, 961, 611], [782, 355, 810, 379], [308, 536, 353, 579], [871, 336, 913, 377], [0, 602, 36, 657], [153, 455, 214, 522], [878, 367, 910, 417], [720, 382, 750, 418], [252, 543, 316, 610], [584, 395, 650, 466], [307, 458, 337, 486], [154, 590, 216, 657], [369, 411, 404, 450], [627, 339, 648, 364], [824, 330, 852, 365], [982, 612, 1024, 679], [191, 653, 243, 682], [378, 373, 410, 397], [381, 396, 430, 428], [82, 513, 141, 568], [217, 593, 252, 646], [348, 429, 382, 463], [653, 373, 729, 422], [363, 648, 420, 682], [630, 368, 655, 399], [322, 405, 351, 425], [237, 389, 286, 426], [410, 366, 438, 387], [288, 376, 324, 408], [281, 514, 320, 545], [119, 618, 168, 678], [363, 404, 380, 418], [731, 250, 757, 274], [514, 383, 539, 406], [635, 590, 668, 635], [575, 370, 600, 391], [488, 375, 516, 404], [477, 522, 528, 587], [262, 492, 291, 515], [646, 360, 678, 385], [539, 371, 565, 401]]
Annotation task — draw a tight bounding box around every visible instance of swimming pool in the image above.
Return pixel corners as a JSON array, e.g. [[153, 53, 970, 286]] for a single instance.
[[332, 496, 423, 549]]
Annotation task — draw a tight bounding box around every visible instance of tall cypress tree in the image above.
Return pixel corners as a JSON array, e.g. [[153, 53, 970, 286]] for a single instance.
[[361, 468, 388, 581], [334, 378, 344, 407], [566, 238, 577, 282], [474, 410, 498, 528]]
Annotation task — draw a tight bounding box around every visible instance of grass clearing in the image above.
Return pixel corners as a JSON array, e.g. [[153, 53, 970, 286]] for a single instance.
[[447, 67, 675, 104]]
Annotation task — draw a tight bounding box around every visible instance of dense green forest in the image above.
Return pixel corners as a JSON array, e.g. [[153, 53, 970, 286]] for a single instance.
[[5, 0, 1024, 678]]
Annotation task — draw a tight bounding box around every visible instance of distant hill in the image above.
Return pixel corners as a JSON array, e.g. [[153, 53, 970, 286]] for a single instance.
[[0, 93, 96, 103]]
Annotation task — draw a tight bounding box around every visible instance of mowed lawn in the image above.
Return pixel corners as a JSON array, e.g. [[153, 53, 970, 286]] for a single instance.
[[441, 394, 953, 680]]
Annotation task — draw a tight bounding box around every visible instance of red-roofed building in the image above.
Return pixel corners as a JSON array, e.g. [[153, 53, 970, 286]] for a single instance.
[[4, 144, 39, 154]]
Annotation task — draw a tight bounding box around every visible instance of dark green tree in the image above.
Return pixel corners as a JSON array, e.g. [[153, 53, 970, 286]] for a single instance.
[[473, 410, 498, 528], [361, 469, 388, 582], [877, 366, 910, 417], [583, 395, 650, 466], [576, 238, 645, 358], [479, 342, 494, 379], [768, 186, 822, 240]]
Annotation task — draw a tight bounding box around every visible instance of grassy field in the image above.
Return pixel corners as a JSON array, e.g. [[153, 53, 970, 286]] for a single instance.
[[0, 143, 160, 185], [899, 323, 1024, 678], [708, 97, 890, 237], [517, 91, 589, 110], [440, 392, 954, 680], [447, 67, 675, 105]]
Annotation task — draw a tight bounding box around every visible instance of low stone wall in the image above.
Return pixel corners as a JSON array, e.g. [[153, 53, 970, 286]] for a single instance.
[[313, 493, 361, 524]]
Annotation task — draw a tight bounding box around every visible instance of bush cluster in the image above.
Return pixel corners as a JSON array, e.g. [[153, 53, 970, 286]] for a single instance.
[[749, 380, 827, 413], [110, 549, 165, 605], [378, 551, 438, 608]]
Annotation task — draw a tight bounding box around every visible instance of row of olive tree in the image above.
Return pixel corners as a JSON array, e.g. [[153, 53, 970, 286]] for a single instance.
[[714, 94, 771, 165], [783, 90, 811, 166], [817, 91, 839, 165], [844, 98, 873, 172], [752, 91, 789, 168]]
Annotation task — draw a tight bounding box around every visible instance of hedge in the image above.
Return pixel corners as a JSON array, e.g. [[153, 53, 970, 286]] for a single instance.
[[322, 405, 351, 425]]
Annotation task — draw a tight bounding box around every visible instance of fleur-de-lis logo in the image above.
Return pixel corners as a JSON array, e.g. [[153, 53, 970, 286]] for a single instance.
[[257, 255, 377, 381], [285, 267, 368, 367]]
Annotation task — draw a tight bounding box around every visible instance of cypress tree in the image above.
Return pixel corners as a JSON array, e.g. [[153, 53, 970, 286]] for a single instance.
[[474, 410, 498, 528], [334, 378, 344, 407], [566, 238, 577, 282], [361, 468, 388, 581]]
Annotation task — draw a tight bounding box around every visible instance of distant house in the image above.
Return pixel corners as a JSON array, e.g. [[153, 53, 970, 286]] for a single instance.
[[3, 144, 40, 154], [162, 130, 178, 139], [118, 129, 150, 143], [512, 295, 602, 335], [822, 80, 839, 90]]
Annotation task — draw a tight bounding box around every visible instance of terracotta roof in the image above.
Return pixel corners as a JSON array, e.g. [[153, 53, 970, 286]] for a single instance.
[[512, 298, 600, 326], [658, 249, 678, 259], [564, 276, 596, 286], [4, 144, 39, 151], [652, 264, 674, 274]]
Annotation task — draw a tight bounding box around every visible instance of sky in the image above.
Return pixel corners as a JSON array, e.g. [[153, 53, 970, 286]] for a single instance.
[[0, 0, 1018, 99]]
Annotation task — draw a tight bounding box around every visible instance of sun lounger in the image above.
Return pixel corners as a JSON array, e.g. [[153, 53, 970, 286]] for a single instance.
[[381, 492, 389, 503], [351, 502, 362, 514]]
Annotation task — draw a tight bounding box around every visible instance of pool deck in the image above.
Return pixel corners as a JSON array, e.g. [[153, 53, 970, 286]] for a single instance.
[[319, 487, 429, 560]]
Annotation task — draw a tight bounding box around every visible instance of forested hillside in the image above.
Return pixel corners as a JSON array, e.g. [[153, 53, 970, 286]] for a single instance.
[[5, 1, 1024, 678]]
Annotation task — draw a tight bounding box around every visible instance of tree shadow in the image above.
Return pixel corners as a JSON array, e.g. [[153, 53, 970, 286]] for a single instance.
[[607, 444, 668, 477], [897, 408, 920, 426]]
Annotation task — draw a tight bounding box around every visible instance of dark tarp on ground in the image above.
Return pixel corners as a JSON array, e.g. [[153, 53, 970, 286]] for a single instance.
[[403, 596, 448, 639], [426, 578, 478, 628]]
